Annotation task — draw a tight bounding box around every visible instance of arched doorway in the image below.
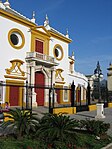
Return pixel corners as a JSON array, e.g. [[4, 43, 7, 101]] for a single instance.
[[35, 72, 45, 106]]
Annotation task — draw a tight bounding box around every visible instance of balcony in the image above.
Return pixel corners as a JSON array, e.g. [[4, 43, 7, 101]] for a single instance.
[[25, 52, 58, 67]]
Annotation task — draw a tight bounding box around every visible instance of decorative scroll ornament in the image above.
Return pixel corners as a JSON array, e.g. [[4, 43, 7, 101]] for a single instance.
[[5, 59, 26, 80], [55, 68, 64, 82]]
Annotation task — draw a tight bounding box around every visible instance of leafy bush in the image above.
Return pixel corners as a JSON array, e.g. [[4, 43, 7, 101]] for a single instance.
[[80, 119, 110, 136], [2, 108, 39, 138], [0, 132, 111, 149], [0, 111, 111, 149], [35, 113, 79, 147]]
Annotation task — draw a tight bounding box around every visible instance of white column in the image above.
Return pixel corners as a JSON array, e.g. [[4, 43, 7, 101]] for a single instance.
[[30, 61, 37, 106], [95, 103, 105, 119]]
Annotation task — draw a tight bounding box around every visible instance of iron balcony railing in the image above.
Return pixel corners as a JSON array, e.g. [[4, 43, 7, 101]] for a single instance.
[[26, 52, 57, 65]]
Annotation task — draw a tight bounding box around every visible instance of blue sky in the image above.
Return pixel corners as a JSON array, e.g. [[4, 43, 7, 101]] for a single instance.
[[6, 0, 112, 79]]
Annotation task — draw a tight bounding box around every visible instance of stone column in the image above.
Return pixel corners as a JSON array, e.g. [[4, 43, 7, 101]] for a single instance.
[[30, 61, 37, 107]]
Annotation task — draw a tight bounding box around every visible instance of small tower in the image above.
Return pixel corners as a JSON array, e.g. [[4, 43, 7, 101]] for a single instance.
[[107, 62, 112, 91], [31, 11, 36, 23], [4, 0, 10, 8], [65, 28, 69, 38], [0, 0, 5, 9], [72, 51, 75, 60], [44, 14, 50, 30]]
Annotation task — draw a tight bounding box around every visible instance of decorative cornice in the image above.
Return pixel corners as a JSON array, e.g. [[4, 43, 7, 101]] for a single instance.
[[48, 30, 72, 43], [0, 9, 36, 28]]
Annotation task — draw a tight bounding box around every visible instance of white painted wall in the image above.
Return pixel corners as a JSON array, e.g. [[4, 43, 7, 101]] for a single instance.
[[49, 37, 69, 84], [0, 16, 31, 81], [68, 72, 88, 88], [49, 36, 88, 89]]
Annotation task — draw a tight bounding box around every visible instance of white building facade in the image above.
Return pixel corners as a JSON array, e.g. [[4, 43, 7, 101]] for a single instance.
[[0, 1, 88, 107]]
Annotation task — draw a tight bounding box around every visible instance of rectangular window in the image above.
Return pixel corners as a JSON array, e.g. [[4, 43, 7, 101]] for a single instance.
[[63, 86, 68, 102], [35, 40, 43, 53]]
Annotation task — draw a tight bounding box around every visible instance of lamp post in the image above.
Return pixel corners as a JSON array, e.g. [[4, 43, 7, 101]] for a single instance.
[[26, 80, 29, 109], [49, 69, 53, 114], [29, 66, 32, 111], [87, 81, 91, 105], [94, 61, 103, 103]]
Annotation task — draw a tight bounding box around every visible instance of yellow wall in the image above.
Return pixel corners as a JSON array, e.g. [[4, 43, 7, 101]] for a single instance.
[[31, 29, 50, 55], [108, 103, 112, 108], [53, 107, 76, 114], [88, 105, 97, 111]]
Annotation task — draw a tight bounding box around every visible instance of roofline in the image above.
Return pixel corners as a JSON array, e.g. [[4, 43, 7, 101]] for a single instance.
[[0, 9, 36, 28], [36, 26, 51, 37], [49, 30, 72, 43], [68, 56, 75, 61]]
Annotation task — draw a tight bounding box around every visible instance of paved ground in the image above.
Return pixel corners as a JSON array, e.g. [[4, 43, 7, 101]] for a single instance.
[[33, 106, 112, 136], [70, 107, 112, 137]]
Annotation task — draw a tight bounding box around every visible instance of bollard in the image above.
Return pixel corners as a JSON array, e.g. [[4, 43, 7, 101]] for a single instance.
[[95, 103, 105, 119]]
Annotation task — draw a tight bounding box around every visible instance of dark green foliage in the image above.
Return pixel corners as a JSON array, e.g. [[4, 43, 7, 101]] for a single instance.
[[2, 108, 39, 138], [36, 113, 79, 147], [0, 111, 111, 149], [0, 133, 111, 149], [80, 118, 110, 136]]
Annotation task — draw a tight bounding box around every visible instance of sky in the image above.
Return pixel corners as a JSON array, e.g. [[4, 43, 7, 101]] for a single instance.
[[5, 0, 112, 79]]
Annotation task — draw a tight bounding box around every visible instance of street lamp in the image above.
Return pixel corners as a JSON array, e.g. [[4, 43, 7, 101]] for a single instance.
[[94, 61, 103, 103], [26, 80, 29, 109]]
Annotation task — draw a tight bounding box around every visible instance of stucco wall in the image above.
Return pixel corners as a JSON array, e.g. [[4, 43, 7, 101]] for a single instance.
[[0, 16, 31, 81]]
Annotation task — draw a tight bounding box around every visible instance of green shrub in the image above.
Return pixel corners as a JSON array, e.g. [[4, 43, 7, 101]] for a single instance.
[[35, 113, 79, 146], [2, 108, 39, 139], [80, 119, 110, 136]]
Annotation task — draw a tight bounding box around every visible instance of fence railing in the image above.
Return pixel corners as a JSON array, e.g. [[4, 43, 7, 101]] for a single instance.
[[0, 82, 112, 113]]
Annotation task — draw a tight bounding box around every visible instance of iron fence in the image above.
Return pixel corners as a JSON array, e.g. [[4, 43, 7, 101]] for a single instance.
[[0, 82, 111, 113]]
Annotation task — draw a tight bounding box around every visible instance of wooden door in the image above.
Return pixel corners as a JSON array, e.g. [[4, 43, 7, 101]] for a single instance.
[[9, 86, 19, 106], [35, 72, 44, 106]]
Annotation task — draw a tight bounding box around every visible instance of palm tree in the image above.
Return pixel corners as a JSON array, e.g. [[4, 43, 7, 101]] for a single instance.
[[2, 108, 39, 138], [36, 113, 79, 148]]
